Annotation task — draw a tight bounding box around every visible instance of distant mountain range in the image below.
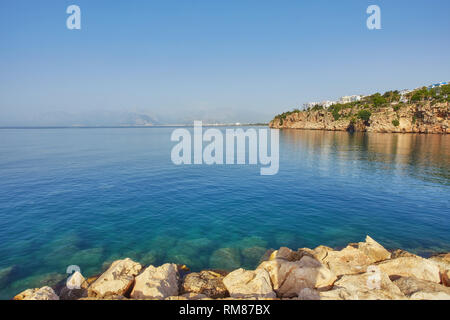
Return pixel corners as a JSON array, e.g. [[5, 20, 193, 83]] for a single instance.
[[0, 108, 273, 127]]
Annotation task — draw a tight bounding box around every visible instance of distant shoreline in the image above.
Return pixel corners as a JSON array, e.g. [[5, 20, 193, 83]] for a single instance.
[[0, 124, 269, 129]]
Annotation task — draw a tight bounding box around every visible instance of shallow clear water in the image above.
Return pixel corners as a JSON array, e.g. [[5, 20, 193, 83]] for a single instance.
[[0, 127, 449, 299]]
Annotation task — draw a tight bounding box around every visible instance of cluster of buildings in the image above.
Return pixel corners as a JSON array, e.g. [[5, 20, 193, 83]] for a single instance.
[[302, 95, 363, 110], [301, 81, 449, 110], [399, 81, 448, 102], [428, 81, 448, 90]]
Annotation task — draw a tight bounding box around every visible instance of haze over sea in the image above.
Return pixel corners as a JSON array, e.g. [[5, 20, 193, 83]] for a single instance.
[[0, 127, 449, 299]]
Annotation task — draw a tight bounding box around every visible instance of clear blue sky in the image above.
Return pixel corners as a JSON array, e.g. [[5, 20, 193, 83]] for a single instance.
[[0, 0, 449, 125]]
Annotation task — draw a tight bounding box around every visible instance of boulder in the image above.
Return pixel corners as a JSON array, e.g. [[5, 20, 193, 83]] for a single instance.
[[164, 293, 209, 300], [323, 270, 406, 300], [443, 270, 450, 287], [79, 295, 127, 300], [357, 236, 391, 262], [393, 276, 450, 300], [222, 268, 276, 299], [296, 288, 321, 300], [88, 258, 142, 298], [320, 245, 373, 276], [377, 257, 441, 283], [429, 253, 450, 286], [182, 270, 228, 298], [270, 247, 314, 262], [312, 245, 334, 261], [16, 286, 59, 300], [130, 263, 179, 299], [391, 249, 418, 259], [314, 237, 390, 276], [59, 271, 88, 300], [257, 256, 336, 298]]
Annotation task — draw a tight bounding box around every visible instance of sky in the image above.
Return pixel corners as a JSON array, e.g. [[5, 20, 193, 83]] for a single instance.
[[0, 0, 449, 126]]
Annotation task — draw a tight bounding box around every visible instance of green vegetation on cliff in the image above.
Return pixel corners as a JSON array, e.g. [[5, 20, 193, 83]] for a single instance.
[[273, 84, 450, 126]]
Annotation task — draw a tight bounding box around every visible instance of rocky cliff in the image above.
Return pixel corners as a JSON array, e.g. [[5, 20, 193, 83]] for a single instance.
[[13, 236, 450, 300], [269, 102, 449, 134]]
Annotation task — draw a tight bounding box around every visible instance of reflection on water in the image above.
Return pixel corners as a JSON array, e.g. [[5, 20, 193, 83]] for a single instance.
[[281, 130, 450, 185]]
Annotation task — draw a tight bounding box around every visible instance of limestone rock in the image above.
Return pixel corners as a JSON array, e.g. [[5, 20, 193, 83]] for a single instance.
[[59, 271, 88, 300], [270, 247, 314, 262], [296, 288, 320, 300], [166, 293, 210, 300], [393, 276, 450, 300], [321, 245, 373, 276], [79, 295, 127, 300], [429, 253, 450, 286], [377, 257, 441, 283], [14, 288, 38, 300], [130, 263, 179, 299], [391, 249, 419, 259], [17, 286, 59, 300], [313, 245, 334, 261], [325, 270, 406, 300], [357, 236, 391, 263], [269, 102, 449, 134], [443, 270, 450, 287], [223, 268, 276, 299], [182, 270, 228, 298], [258, 256, 336, 298], [88, 258, 142, 298]]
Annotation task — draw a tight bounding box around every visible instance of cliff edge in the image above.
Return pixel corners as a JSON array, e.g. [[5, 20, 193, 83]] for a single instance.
[[269, 86, 449, 134]]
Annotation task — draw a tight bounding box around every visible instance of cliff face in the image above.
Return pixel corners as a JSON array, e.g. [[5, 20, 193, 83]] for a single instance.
[[269, 102, 449, 134]]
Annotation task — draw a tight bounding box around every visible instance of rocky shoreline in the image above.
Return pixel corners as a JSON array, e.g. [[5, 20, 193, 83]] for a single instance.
[[13, 236, 450, 300], [269, 102, 449, 134]]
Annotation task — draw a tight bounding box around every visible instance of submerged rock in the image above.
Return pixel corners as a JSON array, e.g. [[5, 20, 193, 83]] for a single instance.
[[209, 247, 241, 271], [223, 268, 275, 299], [241, 246, 267, 268], [68, 247, 105, 268], [88, 258, 142, 298], [130, 263, 179, 299], [140, 250, 160, 267], [0, 265, 17, 288], [233, 236, 268, 250], [182, 270, 228, 298], [11, 272, 66, 295]]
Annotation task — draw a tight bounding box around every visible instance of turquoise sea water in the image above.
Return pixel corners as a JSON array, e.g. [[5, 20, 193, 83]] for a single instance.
[[0, 127, 449, 299]]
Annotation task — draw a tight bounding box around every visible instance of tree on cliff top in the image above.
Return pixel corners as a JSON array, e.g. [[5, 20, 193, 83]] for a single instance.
[[357, 110, 372, 122]]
